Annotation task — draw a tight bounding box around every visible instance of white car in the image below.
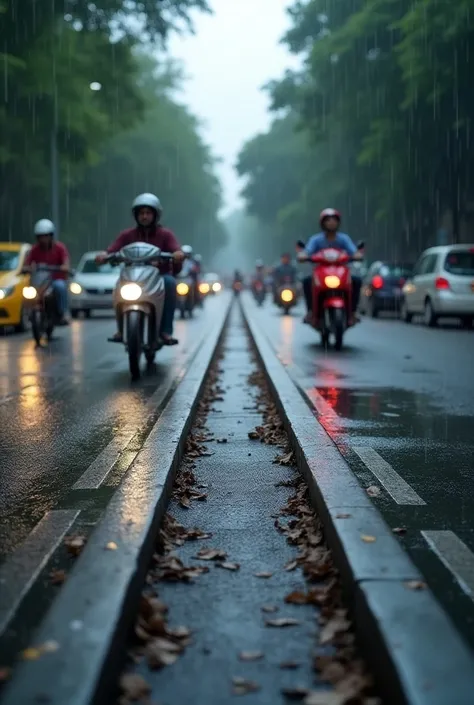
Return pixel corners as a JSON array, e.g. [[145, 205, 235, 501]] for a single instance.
[[69, 251, 120, 318], [401, 244, 474, 327]]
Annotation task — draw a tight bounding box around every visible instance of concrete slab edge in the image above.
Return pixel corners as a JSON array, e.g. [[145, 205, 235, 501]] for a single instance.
[[241, 298, 474, 705], [0, 295, 232, 705]]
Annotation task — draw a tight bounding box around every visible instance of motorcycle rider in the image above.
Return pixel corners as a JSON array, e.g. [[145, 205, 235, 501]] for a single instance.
[[272, 253, 298, 303], [297, 208, 362, 324], [96, 193, 184, 345], [24, 219, 70, 325]]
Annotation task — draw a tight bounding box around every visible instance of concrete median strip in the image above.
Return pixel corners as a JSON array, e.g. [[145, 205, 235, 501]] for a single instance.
[[241, 296, 474, 705], [0, 295, 231, 705]]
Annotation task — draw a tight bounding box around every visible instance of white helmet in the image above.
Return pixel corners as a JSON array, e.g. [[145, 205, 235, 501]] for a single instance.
[[132, 193, 162, 217], [34, 219, 55, 236], [182, 245, 193, 255]]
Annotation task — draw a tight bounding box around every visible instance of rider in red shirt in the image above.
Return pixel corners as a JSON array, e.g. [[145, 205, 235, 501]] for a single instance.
[[24, 219, 70, 325], [96, 193, 184, 345]]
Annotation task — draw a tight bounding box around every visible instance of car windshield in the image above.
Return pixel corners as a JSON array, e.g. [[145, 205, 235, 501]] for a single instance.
[[379, 264, 412, 278], [80, 259, 116, 274], [0, 250, 19, 272], [444, 251, 474, 276]]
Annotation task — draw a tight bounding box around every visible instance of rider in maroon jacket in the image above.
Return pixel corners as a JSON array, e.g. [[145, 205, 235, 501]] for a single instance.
[[96, 193, 184, 345]]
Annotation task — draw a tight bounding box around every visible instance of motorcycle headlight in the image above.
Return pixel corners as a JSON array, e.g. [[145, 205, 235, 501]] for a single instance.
[[177, 282, 189, 296], [199, 282, 210, 294], [212, 282, 222, 292], [120, 283, 142, 301], [22, 286, 37, 300], [0, 286, 15, 300], [69, 282, 82, 295], [324, 275, 341, 288], [281, 289, 294, 302]]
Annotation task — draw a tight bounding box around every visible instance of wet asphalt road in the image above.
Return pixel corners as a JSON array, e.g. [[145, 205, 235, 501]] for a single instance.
[[244, 295, 474, 650], [0, 297, 227, 561]]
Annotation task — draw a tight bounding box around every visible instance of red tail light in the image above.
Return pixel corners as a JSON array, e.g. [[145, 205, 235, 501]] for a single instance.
[[435, 277, 450, 290], [372, 275, 383, 289]]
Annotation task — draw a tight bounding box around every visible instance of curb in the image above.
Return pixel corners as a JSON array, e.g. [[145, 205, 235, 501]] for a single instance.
[[241, 296, 474, 705], [0, 296, 231, 705]]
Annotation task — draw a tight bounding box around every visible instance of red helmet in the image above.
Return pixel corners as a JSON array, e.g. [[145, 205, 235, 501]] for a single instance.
[[319, 208, 341, 228]]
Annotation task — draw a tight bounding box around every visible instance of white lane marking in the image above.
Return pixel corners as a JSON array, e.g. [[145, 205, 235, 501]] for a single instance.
[[352, 446, 426, 505], [422, 530, 474, 599], [0, 509, 80, 635]]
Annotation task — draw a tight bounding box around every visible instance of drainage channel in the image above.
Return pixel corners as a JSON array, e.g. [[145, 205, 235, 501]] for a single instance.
[[114, 306, 378, 705]]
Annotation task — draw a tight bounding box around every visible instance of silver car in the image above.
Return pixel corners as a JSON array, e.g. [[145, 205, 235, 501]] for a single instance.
[[401, 244, 474, 327], [69, 251, 120, 318]]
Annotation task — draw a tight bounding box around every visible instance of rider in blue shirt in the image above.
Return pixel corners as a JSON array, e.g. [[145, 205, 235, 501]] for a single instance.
[[297, 208, 362, 323]]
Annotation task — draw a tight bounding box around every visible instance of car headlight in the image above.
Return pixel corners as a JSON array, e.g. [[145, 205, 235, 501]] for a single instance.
[[120, 283, 142, 301], [23, 286, 37, 300], [199, 282, 210, 294], [324, 275, 341, 288], [177, 282, 189, 296], [0, 286, 15, 300], [212, 282, 222, 292], [69, 282, 82, 295], [280, 288, 294, 302]]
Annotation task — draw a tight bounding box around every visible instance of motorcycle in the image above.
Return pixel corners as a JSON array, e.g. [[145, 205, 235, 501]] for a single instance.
[[275, 276, 298, 314], [106, 242, 173, 380], [176, 274, 195, 319], [309, 247, 358, 350], [232, 280, 243, 296], [251, 279, 266, 306], [22, 265, 73, 347]]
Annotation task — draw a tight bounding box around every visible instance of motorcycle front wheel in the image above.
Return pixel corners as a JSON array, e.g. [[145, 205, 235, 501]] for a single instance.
[[126, 310, 144, 380], [31, 309, 44, 346], [332, 308, 345, 351]]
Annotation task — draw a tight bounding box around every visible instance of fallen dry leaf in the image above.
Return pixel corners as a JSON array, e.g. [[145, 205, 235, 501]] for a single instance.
[[167, 625, 191, 639], [304, 692, 344, 705], [216, 562, 240, 571], [280, 661, 300, 670], [274, 450, 294, 465], [281, 686, 310, 699], [64, 534, 87, 557], [105, 541, 118, 551], [119, 673, 151, 700], [261, 604, 278, 613], [146, 637, 182, 669], [284, 559, 299, 571], [254, 571, 273, 578], [195, 548, 228, 561], [319, 615, 351, 645], [404, 580, 427, 591], [49, 569, 67, 585], [248, 431, 260, 440], [265, 618, 300, 628], [392, 527, 407, 535], [360, 534, 376, 543], [217, 438, 228, 443], [285, 591, 309, 605], [335, 513, 351, 519], [366, 485, 382, 497], [232, 677, 260, 695], [239, 651, 263, 662]]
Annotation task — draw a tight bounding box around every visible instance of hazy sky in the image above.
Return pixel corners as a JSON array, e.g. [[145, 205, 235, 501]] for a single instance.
[[169, 0, 298, 215]]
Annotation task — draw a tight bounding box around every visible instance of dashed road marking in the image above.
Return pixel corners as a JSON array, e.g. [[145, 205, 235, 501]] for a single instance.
[[422, 530, 474, 599], [352, 446, 426, 505]]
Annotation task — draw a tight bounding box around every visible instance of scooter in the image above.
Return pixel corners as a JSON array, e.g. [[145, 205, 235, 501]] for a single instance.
[[275, 276, 299, 314], [176, 274, 195, 319], [106, 242, 173, 380], [310, 247, 358, 350], [22, 265, 73, 347], [251, 279, 266, 306], [232, 280, 243, 296]]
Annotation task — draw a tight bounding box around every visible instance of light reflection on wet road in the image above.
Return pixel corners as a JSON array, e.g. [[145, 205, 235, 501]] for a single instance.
[[248, 298, 474, 649], [0, 299, 226, 557]]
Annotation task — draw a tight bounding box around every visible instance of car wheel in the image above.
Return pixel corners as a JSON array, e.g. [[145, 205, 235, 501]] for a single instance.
[[424, 298, 438, 327], [401, 300, 413, 323]]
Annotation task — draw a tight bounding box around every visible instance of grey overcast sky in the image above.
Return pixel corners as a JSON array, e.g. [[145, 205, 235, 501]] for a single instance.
[[169, 0, 298, 215]]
